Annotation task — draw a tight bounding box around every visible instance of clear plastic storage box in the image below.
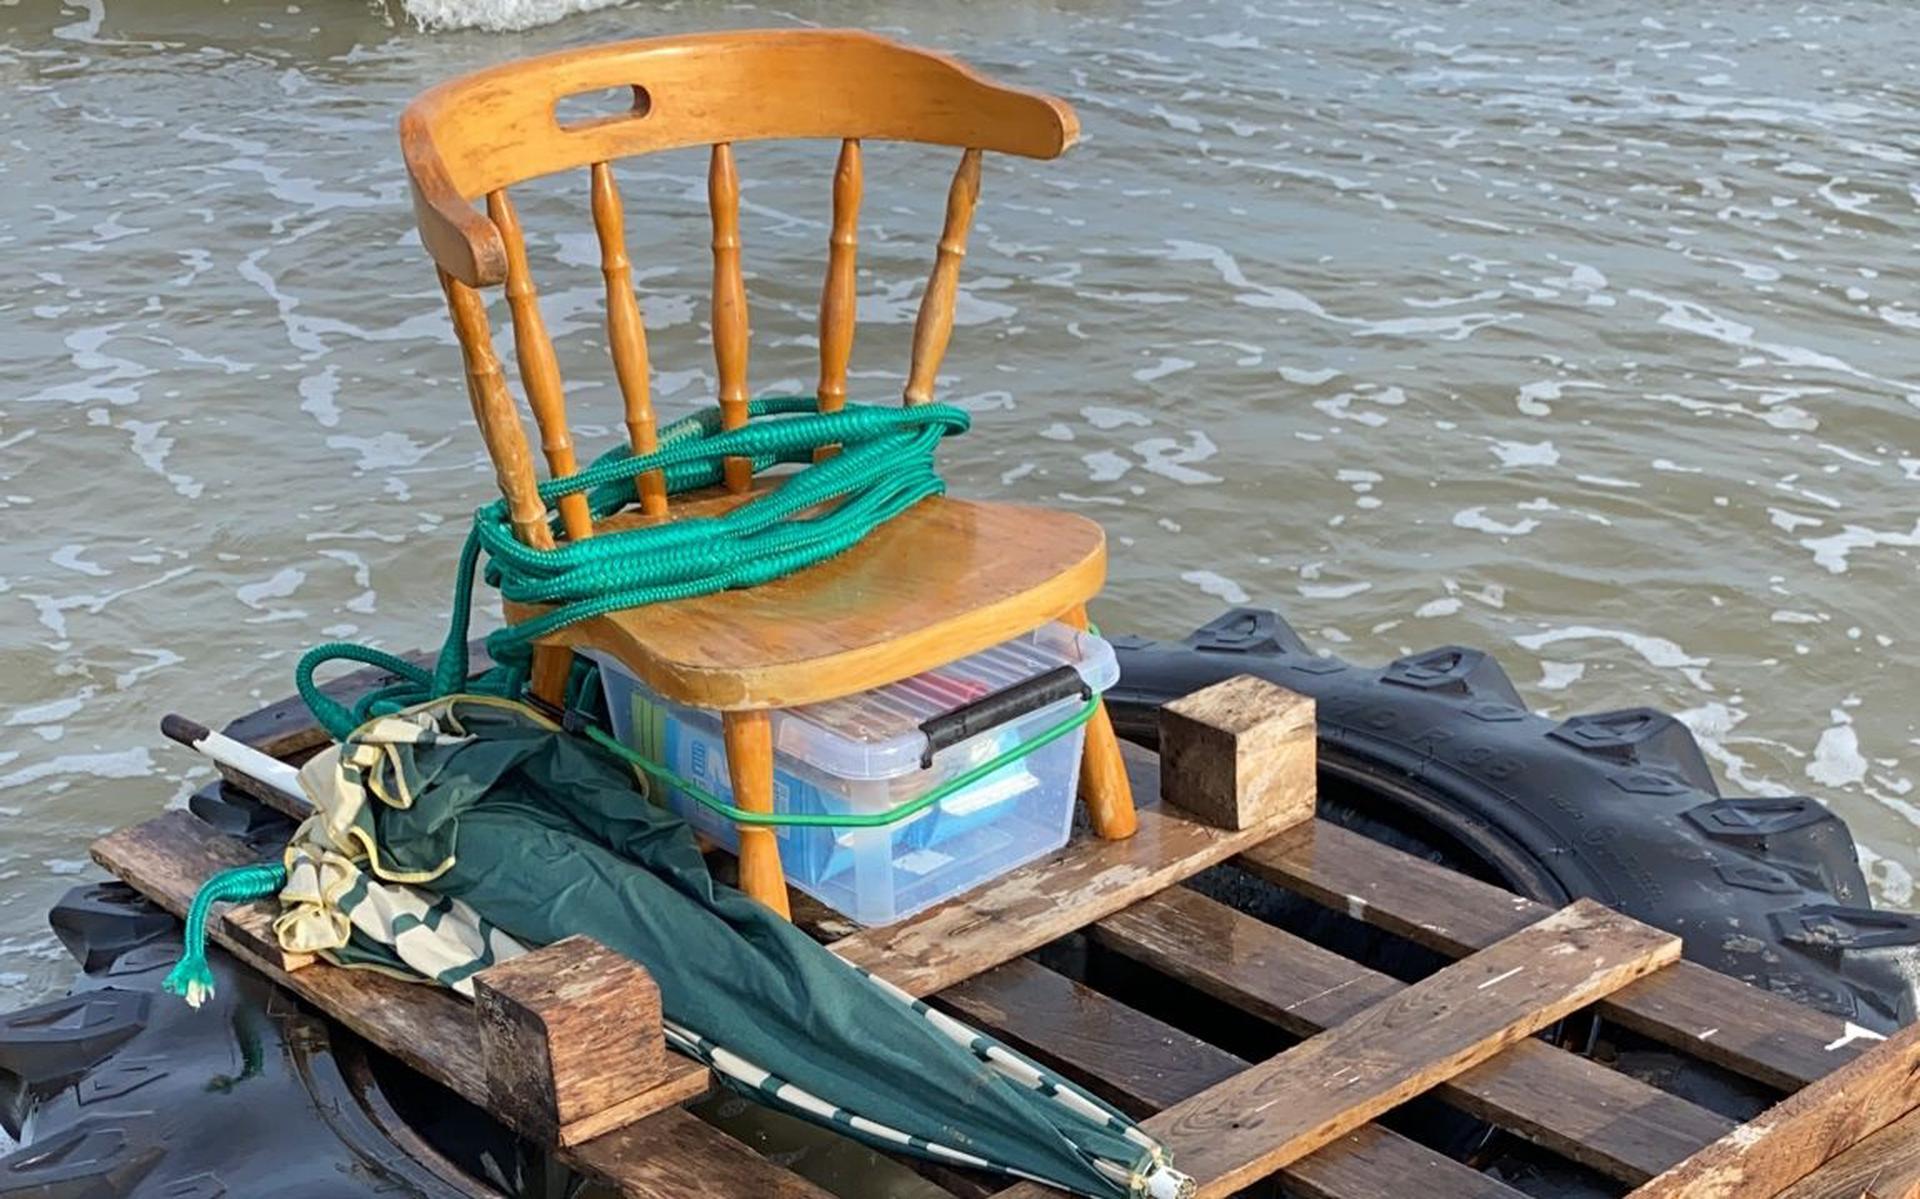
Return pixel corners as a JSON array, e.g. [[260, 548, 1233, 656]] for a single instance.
[[590, 622, 1118, 925]]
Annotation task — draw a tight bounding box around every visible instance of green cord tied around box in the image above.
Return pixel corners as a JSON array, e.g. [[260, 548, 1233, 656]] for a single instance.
[[581, 689, 1100, 828], [294, 396, 969, 743]]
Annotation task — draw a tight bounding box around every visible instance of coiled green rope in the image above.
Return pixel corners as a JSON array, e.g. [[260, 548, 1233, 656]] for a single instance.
[[164, 861, 289, 1008], [294, 396, 968, 741]]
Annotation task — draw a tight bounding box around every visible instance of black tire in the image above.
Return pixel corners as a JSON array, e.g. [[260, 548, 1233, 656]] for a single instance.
[[1103, 607, 1920, 1196], [1105, 607, 1920, 1033]]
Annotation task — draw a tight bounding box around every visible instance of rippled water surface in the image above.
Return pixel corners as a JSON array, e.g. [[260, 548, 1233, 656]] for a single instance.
[[3, 0, 1917, 1027]]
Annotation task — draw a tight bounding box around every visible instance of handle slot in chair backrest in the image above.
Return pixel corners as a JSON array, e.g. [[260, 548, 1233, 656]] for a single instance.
[[404, 30, 1077, 537]]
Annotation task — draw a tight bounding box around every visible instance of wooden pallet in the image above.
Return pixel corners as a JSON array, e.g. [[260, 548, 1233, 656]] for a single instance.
[[95, 672, 1920, 1199]]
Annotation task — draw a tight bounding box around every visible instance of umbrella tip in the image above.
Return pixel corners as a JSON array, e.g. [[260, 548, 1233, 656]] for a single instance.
[[1142, 1164, 1195, 1199], [162, 713, 212, 748]]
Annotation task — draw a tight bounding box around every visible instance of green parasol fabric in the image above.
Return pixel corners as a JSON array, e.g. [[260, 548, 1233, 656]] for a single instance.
[[258, 696, 1190, 1199]]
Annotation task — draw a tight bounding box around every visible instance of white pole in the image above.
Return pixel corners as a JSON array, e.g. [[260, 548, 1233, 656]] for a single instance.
[[162, 714, 306, 806]]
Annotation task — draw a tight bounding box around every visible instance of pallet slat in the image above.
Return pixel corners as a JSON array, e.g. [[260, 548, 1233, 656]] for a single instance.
[[1095, 886, 1735, 1183], [831, 754, 1306, 996], [1627, 1021, 1920, 1199], [942, 959, 1531, 1199], [1770, 1105, 1920, 1199], [1240, 815, 1871, 1091], [994, 898, 1680, 1198]]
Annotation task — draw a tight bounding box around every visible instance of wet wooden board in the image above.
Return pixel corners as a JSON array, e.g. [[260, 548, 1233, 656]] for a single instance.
[[84, 811, 788, 1199], [1240, 816, 1869, 1091], [831, 753, 1306, 996], [1628, 1021, 1920, 1199], [942, 959, 1532, 1199], [1770, 1105, 1920, 1199], [993, 899, 1681, 1199], [568, 1108, 840, 1199], [1094, 886, 1735, 1184]]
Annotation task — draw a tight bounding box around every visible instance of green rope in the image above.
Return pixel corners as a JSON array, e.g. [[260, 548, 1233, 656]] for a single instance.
[[295, 397, 969, 742], [583, 690, 1100, 828], [164, 861, 289, 1009]]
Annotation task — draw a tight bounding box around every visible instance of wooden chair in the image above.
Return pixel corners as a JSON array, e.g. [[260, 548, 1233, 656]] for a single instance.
[[400, 29, 1136, 919]]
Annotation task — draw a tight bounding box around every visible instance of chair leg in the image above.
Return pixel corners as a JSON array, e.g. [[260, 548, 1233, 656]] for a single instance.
[[1063, 604, 1138, 840], [723, 710, 791, 920], [529, 644, 574, 710]]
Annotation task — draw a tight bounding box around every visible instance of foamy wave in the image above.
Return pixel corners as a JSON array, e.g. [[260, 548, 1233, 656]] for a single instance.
[[402, 0, 632, 33]]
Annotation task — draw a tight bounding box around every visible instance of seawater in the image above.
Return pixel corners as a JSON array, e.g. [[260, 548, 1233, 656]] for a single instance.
[[2, 0, 1916, 1109]]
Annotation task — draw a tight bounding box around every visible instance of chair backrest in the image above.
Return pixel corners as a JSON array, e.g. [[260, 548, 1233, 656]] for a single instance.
[[400, 30, 1079, 551]]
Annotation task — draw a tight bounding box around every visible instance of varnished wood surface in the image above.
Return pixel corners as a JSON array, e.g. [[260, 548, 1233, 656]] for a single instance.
[[1771, 1105, 1920, 1199], [590, 160, 666, 515], [722, 710, 790, 918], [535, 495, 1107, 709], [1243, 817, 1872, 1092], [1095, 886, 1734, 1184], [708, 142, 752, 493], [443, 273, 551, 549], [1061, 602, 1136, 840], [942, 959, 1533, 1199], [401, 30, 1076, 286], [1628, 1021, 1920, 1199], [994, 899, 1680, 1199], [831, 752, 1303, 997], [815, 138, 861, 425], [902, 149, 981, 407], [488, 187, 591, 541]]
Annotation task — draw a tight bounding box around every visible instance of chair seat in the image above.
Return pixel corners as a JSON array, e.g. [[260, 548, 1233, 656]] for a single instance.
[[523, 495, 1107, 710]]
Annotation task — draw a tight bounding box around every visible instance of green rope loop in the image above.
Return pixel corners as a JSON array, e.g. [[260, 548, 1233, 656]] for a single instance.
[[296, 397, 969, 740], [164, 861, 289, 1009]]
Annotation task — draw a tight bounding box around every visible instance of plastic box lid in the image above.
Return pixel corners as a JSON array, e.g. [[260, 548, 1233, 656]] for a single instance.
[[753, 622, 1118, 781]]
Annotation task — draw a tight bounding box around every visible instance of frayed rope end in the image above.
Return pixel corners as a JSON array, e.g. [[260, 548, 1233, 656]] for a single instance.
[[163, 958, 216, 1009]]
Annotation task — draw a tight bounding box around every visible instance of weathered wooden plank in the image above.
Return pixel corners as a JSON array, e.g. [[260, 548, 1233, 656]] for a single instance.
[[1770, 1105, 1920, 1199], [943, 959, 1242, 1114], [993, 899, 1680, 1199], [570, 1107, 839, 1199], [832, 754, 1297, 996], [1628, 1022, 1920, 1199], [91, 811, 487, 1097], [942, 959, 1531, 1199], [1095, 886, 1734, 1184], [87, 812, 789, 1199], [1241, 817, 1870, 1090]]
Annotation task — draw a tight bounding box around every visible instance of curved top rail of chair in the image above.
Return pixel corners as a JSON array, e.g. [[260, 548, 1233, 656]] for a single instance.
[[401, 29, 1081, 286]]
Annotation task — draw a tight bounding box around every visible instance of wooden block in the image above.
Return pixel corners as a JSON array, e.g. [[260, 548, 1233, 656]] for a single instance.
[[1628, 1021, 1920, 1199], [473, 935, 667, 1144], [1159, 674, 1315, 830], [992, 897, 1681, 1199]]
